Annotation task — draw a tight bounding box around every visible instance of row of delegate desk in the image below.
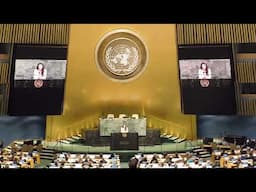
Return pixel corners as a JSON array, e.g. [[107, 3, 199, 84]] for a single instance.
[[84, 128, 161, 148]]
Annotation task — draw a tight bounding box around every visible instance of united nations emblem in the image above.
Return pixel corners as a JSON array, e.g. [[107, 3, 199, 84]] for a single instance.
[[34, 79, 43, 88], [96, 29, 148, 81], [200, 79, 210, 87]]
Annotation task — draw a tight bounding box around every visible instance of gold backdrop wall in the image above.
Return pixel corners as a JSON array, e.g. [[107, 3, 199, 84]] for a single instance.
[[46, 24, 196, 141]]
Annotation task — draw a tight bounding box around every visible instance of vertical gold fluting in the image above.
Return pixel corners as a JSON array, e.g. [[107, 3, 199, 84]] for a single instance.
[[215, 24, 221, 43], [251, 24, 256, 42], [195, 24, 201, 44], [177, 24, 256, 44], [222, 24, 228, 43], [0, 24, 69, 44], [235, 56, 256, 115], [0, 63, 10, 114], [176, 24, 181, 44]]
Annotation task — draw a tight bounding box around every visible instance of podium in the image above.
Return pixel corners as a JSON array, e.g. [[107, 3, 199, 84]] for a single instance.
[[110, 133, 138, 150]]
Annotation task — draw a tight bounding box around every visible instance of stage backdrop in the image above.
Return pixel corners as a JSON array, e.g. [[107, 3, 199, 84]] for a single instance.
[[197, 115, 256, 139], [46, 24, 196, 141], [0, 116, 45, 147]]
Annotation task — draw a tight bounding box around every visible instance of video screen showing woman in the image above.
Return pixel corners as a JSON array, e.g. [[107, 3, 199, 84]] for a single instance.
[[14, 59, 67, 80], [179, 59, 231, 80], [33, 62, 47, 80], [198, 62, 211, 79]]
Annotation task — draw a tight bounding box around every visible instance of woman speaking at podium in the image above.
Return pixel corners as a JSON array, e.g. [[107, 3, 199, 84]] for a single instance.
[[120, 123, 129, 133], [120, 121, 129, 137]]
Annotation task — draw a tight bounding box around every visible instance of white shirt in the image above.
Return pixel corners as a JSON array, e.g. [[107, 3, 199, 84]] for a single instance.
[[198, 68, 211, 79], [120, 125, 129, 133], [33, 69, 47, 80]]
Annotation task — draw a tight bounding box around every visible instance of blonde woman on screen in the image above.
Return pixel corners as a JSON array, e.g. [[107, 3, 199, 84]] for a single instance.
[[33, 62, 47, 80], [198, 62, 211, 79]]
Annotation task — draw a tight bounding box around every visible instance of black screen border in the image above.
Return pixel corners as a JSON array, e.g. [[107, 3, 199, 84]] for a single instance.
[[8, 44, 68, 115], [177, 43, 236, 115]]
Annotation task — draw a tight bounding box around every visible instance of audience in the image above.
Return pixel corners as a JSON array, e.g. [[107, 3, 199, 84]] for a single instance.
[[0, 140, 41, 168], [128, 157, 138, 168], [0, 150, 38, 168], [2, 137, 256, 168], [49, 152, 120, 168], [130, 139, 256, 168]]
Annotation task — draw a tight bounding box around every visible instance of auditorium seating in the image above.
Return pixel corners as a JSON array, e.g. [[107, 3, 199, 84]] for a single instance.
[[224, 135, 247, 145], [131, 138, 254, 168], [48, 152, 120, 168], [133, 152, 212, 168], [203, 137, 213, 145], [0, 139, 42, 168], [130, 140, 256, 168], [2, 137, 256, 168]]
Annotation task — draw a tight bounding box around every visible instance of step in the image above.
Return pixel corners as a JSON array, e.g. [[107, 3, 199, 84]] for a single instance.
[[66, 138, 76, 142], [200, 154, 211, 158], [160, 133, 167, 137], [40, 154, 55, 158], [41, 150, 55, 154], [41, 150, 54, 154], [40, 156, 55, 160], [60, 140, 71, 144], [72, 136, 81, 140], [193, 149, 205, 153], [14, 141, 24, 145], [199, 151, 209, 155], [169, 136, 179, 141], [42, 148, 55, 152], [192, 146, 201, 150], [40, 152, 54, 157], [161, 135, 172, 139], [41, 153, 54, 157], [175, 138, 186, 143]]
